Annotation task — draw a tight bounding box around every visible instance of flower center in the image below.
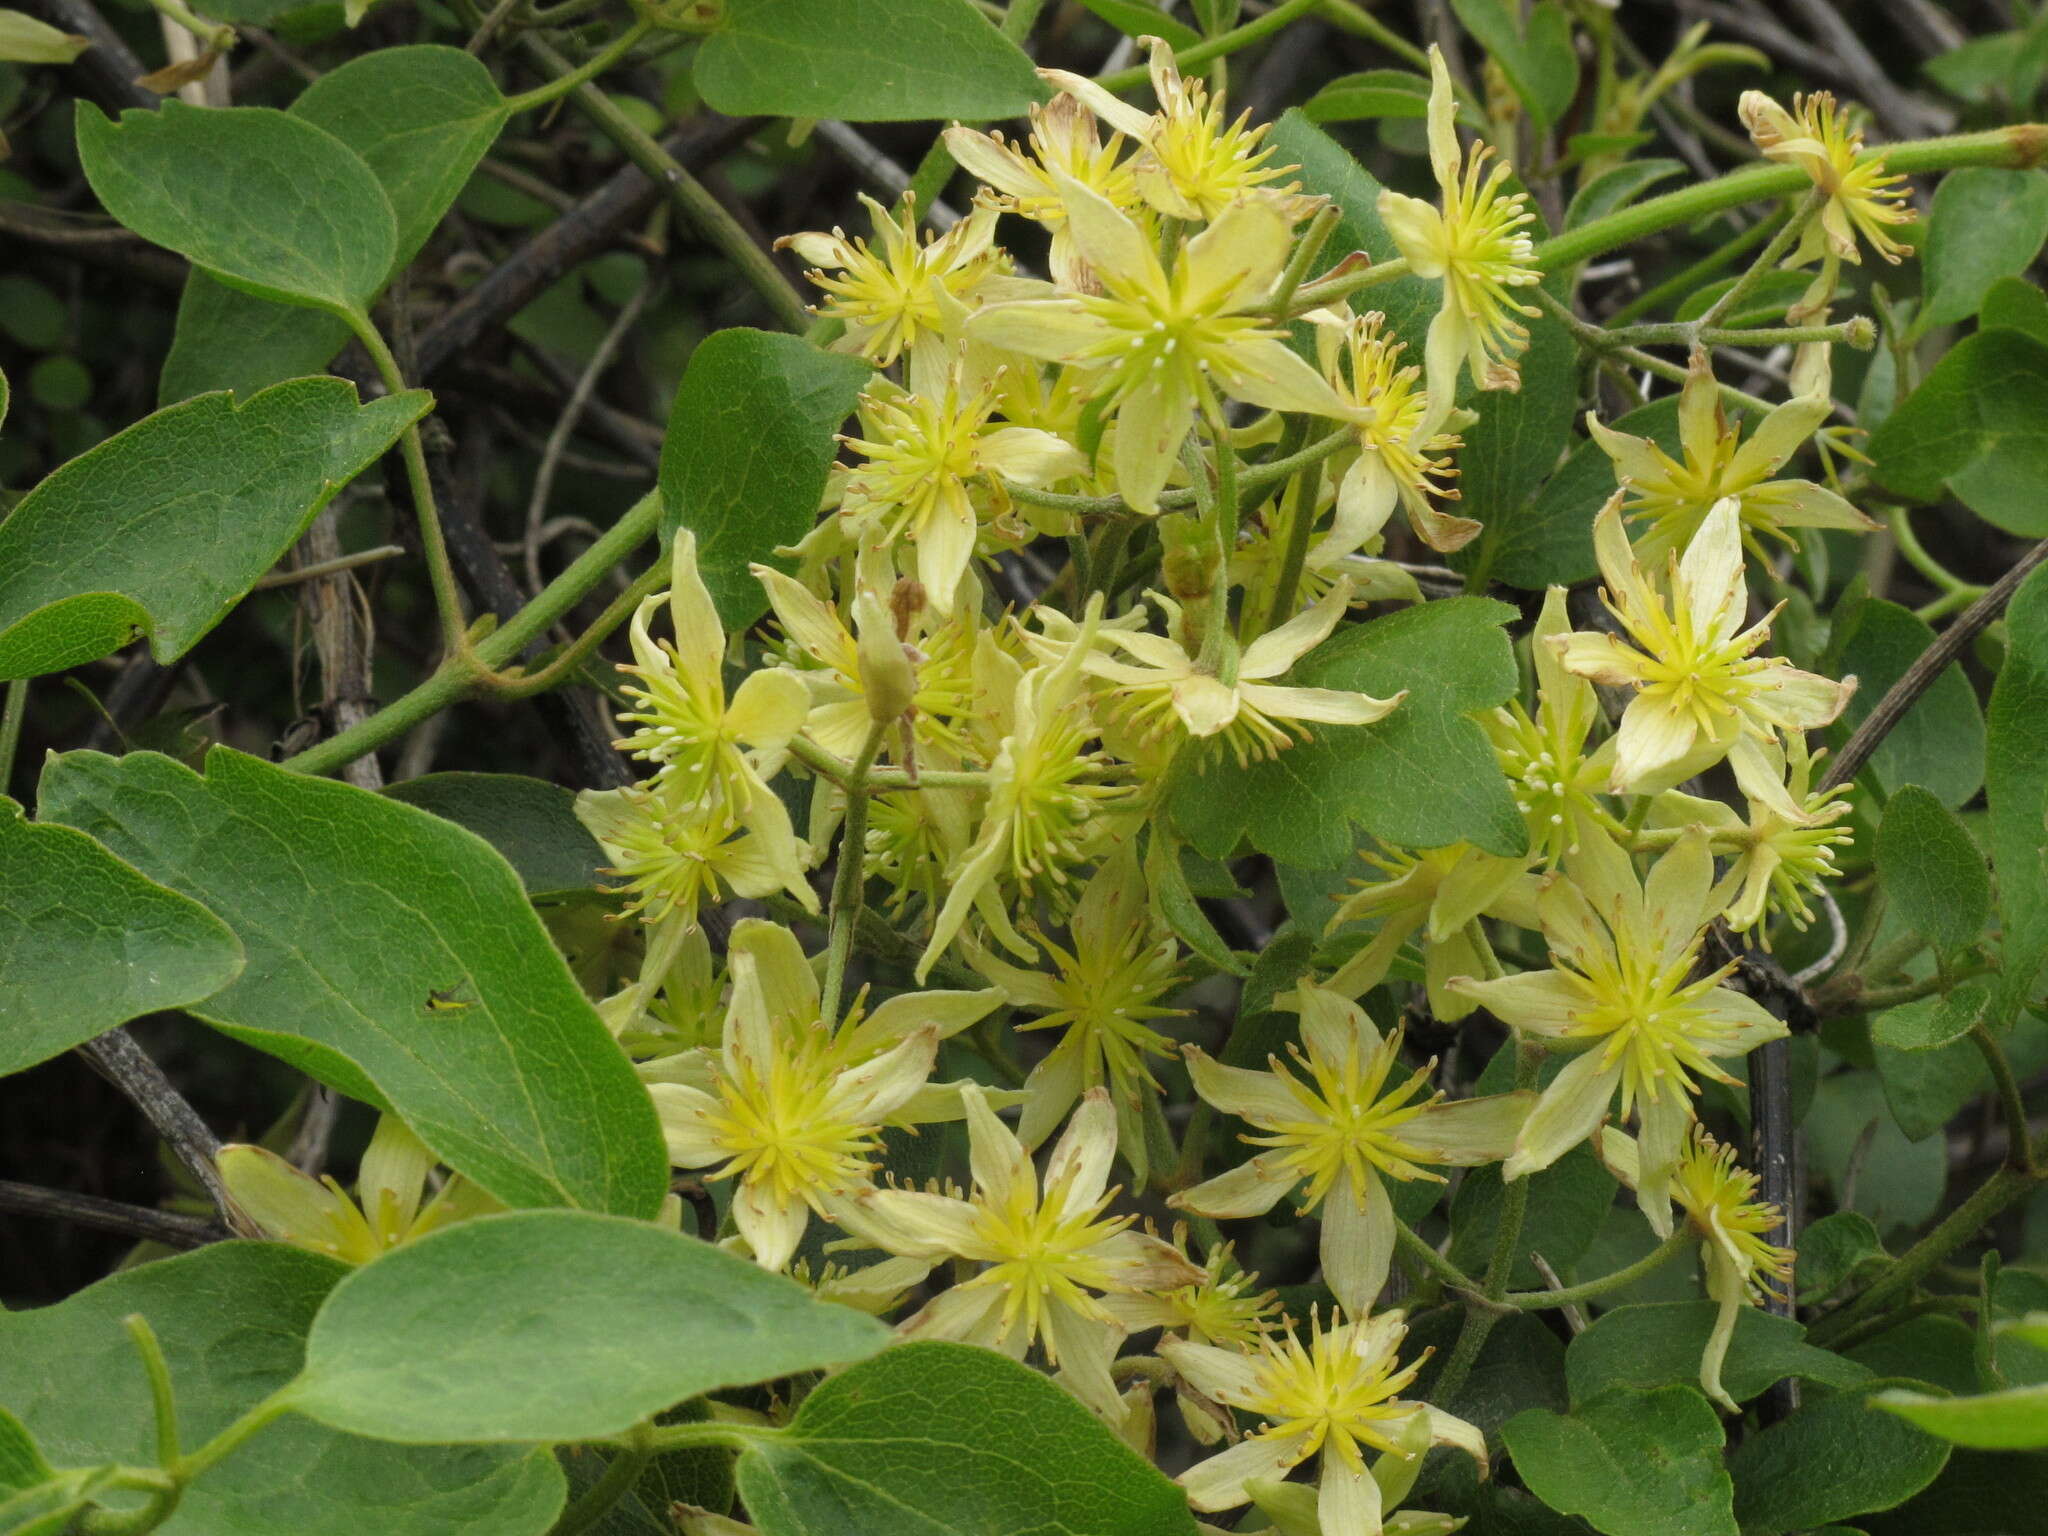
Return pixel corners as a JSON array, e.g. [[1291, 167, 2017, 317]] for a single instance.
[[966, 1170, 1129, 1349], [1247, 1038, 1441, 1208], [1242, 1322, 1424, 1470], [706, 1046, 879, 1210]]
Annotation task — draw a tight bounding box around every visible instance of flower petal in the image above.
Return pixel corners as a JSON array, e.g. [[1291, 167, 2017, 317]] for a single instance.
[[1504, 1049, 1617, 1179], [1400, 1091, 1534, 1165], [1320, 1166, 1395, 1316], [1178, 1433, 1308, 1513], [1173, 1154, 1298, 1219]]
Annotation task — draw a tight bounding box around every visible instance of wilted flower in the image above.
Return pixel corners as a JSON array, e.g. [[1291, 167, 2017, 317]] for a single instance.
[[1739, 90, 1915, 265], [1173, 984, 1528, 1312], [1377, 45, 1541, 397], [1450, 829, 1788, 1228]]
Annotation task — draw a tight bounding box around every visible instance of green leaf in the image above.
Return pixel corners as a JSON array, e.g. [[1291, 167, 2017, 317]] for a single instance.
[[1169, 597, 1524, 865], [1075, 0, 1200, 51], [0, 1241, 565, 1536], [1475, 397, 1680, 591], [1731, 1382, 1951, 1531], [0, 379, 429, 681], [1873, 979, 1990, 1054], [1859, 1446, 2048, 1536], [1566, 1302, 1871, 1406], [1449, 0, 1579, 130], [0, 798, 241, 1078], [1302, 68, 1432, 124], [1448, 1143, 1614, 1290], [1877, 1385, 2048, 1450], [1874, 1000, 1992, 1142], [1796, 1211, 1888, 1302], [695, 0, 1043, 122], [37, 747, 668, 1218], [1565, 159, 1685, 231], [1987, 561, 2048, 1026], [161, 46, 508, 403], [1923, 170, 2048, 327], [734, 1341, 1199, 1536], [1876, 785, 1992, 955], [1268, 111, 1439, 345], [0, 1410, 54, 1498], [1456, 275, 1579, 591], [660, 329, 874, 630], [1408, 1310, 1569, 1440], [76, 101, 396, 321], [1502, 1385, 1737, 1536], [1807, 1070, 1948, 1230], [1830, 597, 1986, 809], [1869, 328, 2048, 536], [288, 1211, 889, 1444], [1979, 275, 2048, 346], [383, 773, 605, 898]]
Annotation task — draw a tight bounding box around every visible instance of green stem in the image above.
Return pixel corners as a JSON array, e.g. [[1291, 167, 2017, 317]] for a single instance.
[[904, 135, 958, 225], [1889, 505, 1980, 599], [500, 19, 654, 115], [1270, 206, 1341, 322], [490, 558, 666, 698], [1395, 1215, 1479, 1295], [1838, 960, 1993, 1016], [124, 1316, 181, 1470], [0, 677, 26, 791], [821, 721, 889, 1025], [1607, 208, 1785, 326], [141, 0, 231, 48], [521, 36, 809, 332], [283, 494, 662, 778], [1259, 424, 1322, 635], [1096, 0, 1326, 90], [550, 1423, 656, 1536], [639, 1419, 767, 1454], [1971, 1021, 2037, 1177], [1503, 1227, 1692, 1310], [1693, 188, 1826, 331], [1433, 1046, 1540, 1403], [345, 316, 471, 659], [787, 731, 993, 789], [1603, 318, 1874, 351]]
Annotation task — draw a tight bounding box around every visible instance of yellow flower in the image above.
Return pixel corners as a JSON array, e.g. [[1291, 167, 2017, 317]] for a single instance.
[[1450, 829, 1788, 1227], [1480, 586, 1614, 868], [1162, 1309, 1485, 1536], [1065, 582, 1405, 767], [1377, 45, 1541, 398], [575, 773, 815, 933], [1311, 307, 1474, 554], [1041, 36, 1314, 223], [967, 845, 1183, 1178], [1739, 90, 1915, 265], [1553, 495, 1855, 810], [612, 529, 810, 827], [1322, 841, 1540, 1020], [1600, 1125, 1793, 1411], [1588, 348, 1876, 565], [1173, 984, 1529, 1313], [778, 193, 1009, 393], [836, 1085, 1202, 1419], [218, 1114, 500, 1265], [648, 918, 1003, 1272], [968, 177, 1353, 513], [944, 93, 1141, 291], [1649, 736, 1853, 942], [1103, 1227, 1278, 1349], [838, 382, 1084, 610]]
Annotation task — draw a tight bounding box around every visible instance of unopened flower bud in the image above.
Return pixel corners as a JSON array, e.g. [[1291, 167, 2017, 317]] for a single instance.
[[853, 588, 916, 724]]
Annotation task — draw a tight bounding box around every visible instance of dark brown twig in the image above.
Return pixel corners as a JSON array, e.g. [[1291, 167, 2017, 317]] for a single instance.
[[75, 1026, 239, 1222], [14, 0, 160, 114], [0, 1179, 222, 1250]]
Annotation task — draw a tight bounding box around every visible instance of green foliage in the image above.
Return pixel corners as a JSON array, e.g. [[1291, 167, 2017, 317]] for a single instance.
[[1923, 169, 2048, 326], [1877, 1383, 2048, 1449], [1987, 561, 2048, 1025], [37, 748, 668, 1216], [1502, 1386, 1736, 1536], [734, 1342, 1199, 1535], [1875, 785, 1992, 957], [1829, 596, 1986, 808], [382, 773, 606, 897], [287, 1212, 888, 1443], [660, 328, 875, 628], [1870, 327, 2048, 536], [0, 799, 241, 1076], [0, 381, 428, 680], [1566, 1303, 1870, 1405], [694, 0, 1044, 121], [1170, 596, 1524, 864], [0, 1243, 566, 1535], [1449, 0, 1578, 130], [1729, 1383, 1952, 1531]]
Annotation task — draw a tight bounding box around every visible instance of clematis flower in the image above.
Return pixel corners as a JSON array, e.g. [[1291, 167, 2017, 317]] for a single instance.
[[1739, 90, 1915, 266], [1310, 307, 1475, 554], [834, 1085, 1202, 1419], [1103, 1226, 1278, 1350], [1552, 494, 1855, 814], [1599, 1125, 1793, 1412], [1040, 36, 1314, 223], [966, 845, 1183, 1179], [575, 772, 815, 933], [1449, 828, 1788, 1229], [1172, 984, 1530, 1313], [612, 529, 810, 827], [943, 94, 1141, 291], [1377, 46, 1541, 398], [648, 918, 1003, 1272], [968, 176, 1353, 514], [1068, 581, 1405, 767], [1162, 1308, 1486, 1536], [837, 383, 1084, 610], [1649, 735, 1853, 943], [1480, 585, 1614, 868], [778, 193, 1008, 394], [218, 1114, 500, 1265], [1588, 348, 1876, 565], [1323, 842, 1541, 1021]]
